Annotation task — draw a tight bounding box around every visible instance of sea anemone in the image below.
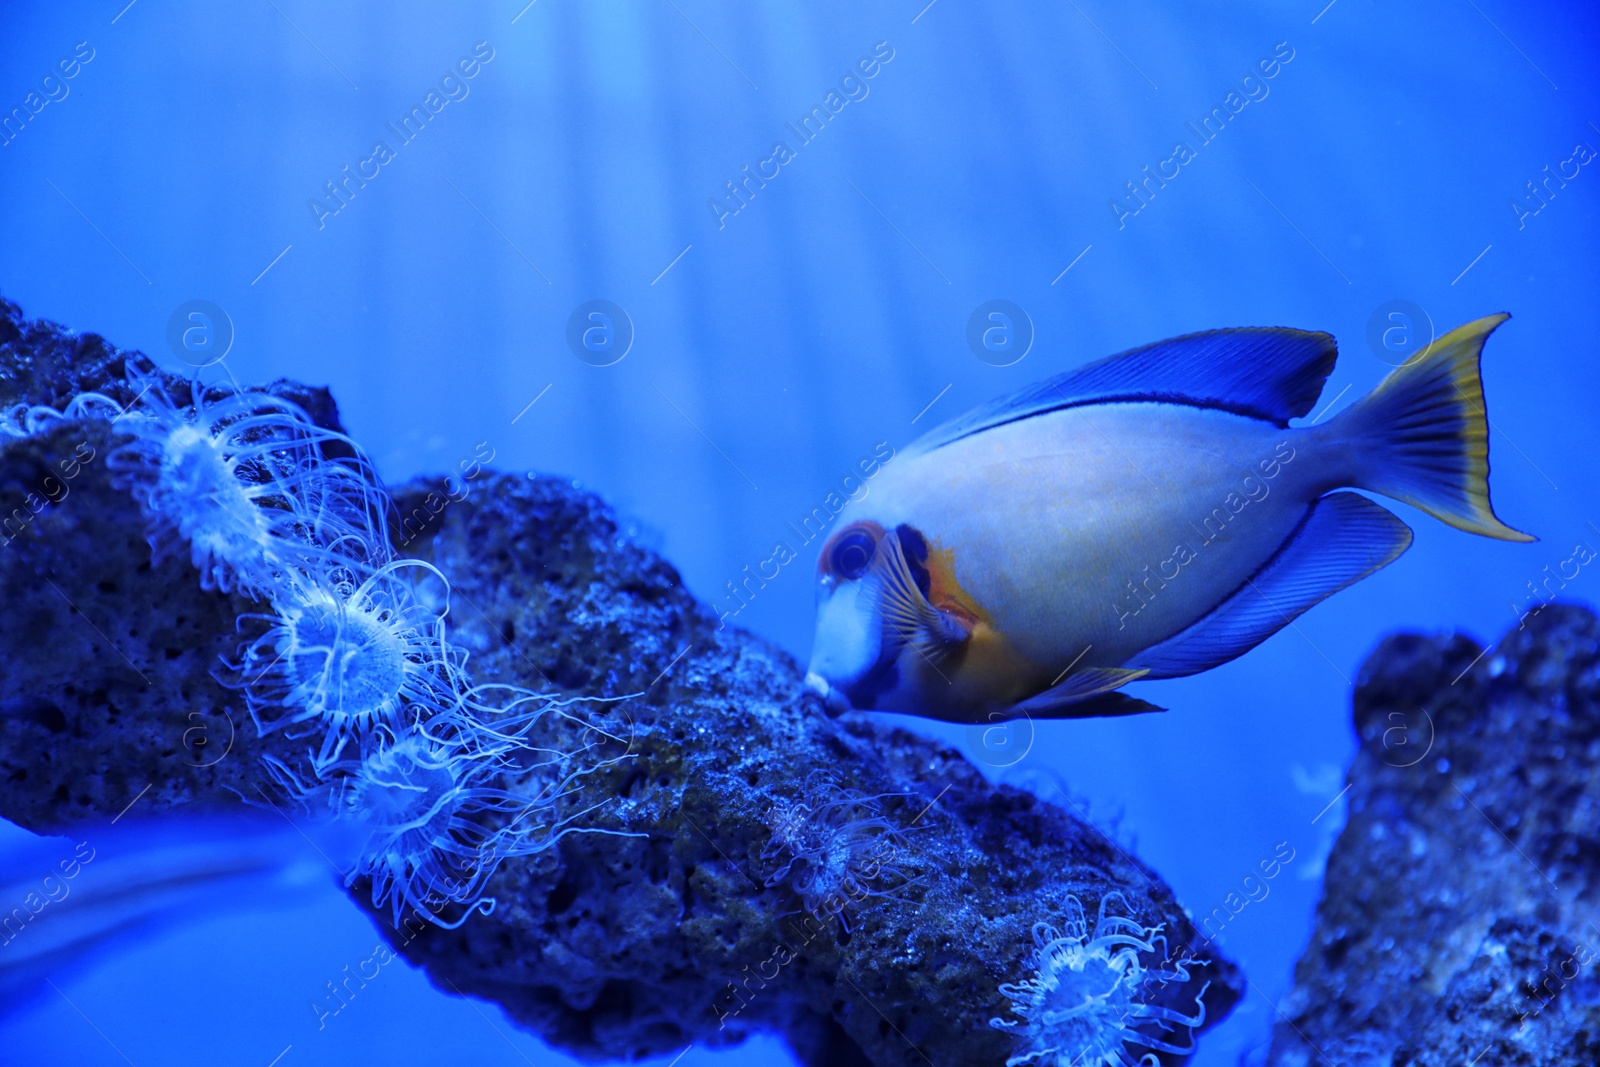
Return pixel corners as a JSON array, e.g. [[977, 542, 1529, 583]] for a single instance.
[[222, 559, 461, 770], [761, 776, 921, 929], [990, 893, 1209, 1067], [277, 721, 617, 929], [330, 730, 516, 928], [107, 375, 386, 596]]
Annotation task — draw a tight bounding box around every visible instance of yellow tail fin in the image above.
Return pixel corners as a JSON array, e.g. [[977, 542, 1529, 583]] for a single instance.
[[1333, 313, 1534, 542]]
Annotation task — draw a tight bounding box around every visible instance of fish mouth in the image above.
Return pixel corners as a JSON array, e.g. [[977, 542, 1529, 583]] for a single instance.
[[803, 671, 851, 717]]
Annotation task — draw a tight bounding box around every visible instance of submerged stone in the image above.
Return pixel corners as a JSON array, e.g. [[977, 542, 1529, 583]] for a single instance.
[[1269, 604, 1600, 1066]]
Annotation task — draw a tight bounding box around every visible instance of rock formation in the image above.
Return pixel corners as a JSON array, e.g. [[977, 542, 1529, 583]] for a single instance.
[[1269, 604, 1600, 1066]]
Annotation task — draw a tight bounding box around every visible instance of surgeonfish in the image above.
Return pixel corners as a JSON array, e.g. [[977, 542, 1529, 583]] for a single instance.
[[804, 314, 1532, 722]]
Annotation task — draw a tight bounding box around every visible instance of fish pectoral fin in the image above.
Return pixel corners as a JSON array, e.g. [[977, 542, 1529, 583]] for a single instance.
[[1128, 491, 1414, 679], [1006, 666, 1158, 719], [862, 528, 969, 664]]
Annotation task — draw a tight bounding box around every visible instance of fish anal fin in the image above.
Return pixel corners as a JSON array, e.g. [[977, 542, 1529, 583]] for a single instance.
[[1129, 492, 1414, 679]]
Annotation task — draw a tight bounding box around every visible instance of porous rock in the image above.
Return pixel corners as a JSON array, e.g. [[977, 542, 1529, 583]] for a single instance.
[[1268, 605, 1600, 1066]]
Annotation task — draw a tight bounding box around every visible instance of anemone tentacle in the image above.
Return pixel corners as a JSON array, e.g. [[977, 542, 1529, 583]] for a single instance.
[[0, 391, 125, 438], [106, 375, 390, 596], [262, 724, 626, 929]]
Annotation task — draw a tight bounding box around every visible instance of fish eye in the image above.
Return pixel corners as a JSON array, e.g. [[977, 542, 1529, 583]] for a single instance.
[[828, 528, 878, 580]]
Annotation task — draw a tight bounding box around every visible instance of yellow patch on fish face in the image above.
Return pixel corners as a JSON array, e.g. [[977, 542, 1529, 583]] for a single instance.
[[895, 535, 1047, 719], [950, 621, 1042, 716], [882, 614, 1042, 722], [921, 540, 985, 625]]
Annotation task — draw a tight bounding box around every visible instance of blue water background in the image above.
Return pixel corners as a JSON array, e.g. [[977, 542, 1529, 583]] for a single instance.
[[2, 1, 1596, 1064]]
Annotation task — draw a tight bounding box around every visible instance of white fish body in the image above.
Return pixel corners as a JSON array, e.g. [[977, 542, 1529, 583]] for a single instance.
[[805, 316, 1531, 722]]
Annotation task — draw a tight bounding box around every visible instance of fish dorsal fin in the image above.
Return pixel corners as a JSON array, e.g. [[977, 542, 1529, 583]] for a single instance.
[[909, 327, 1337, 456], [1127, 492, 1413, 679]]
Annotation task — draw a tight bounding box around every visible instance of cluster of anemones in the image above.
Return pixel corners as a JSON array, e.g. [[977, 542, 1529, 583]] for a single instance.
[[5, 371, 624, 929]]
